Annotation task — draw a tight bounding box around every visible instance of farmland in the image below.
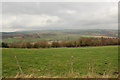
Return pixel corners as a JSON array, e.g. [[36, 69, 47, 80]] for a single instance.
[[2, 46, 118, 78], [1, 29, 118, 43]]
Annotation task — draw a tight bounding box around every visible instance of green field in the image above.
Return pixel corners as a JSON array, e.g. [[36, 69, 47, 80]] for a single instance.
[[2, 34, 96, 43], [2, 46, 118, 78], [2, 29, 118, 43]]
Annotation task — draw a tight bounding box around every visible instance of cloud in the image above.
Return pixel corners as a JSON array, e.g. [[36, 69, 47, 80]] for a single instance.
[[58, 9, 77, 14], [2, 2, 118, 32], [2, 14, 60, 31]]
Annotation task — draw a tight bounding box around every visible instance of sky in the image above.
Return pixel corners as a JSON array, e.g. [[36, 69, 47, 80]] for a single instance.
[[1, 2, 118, 32]]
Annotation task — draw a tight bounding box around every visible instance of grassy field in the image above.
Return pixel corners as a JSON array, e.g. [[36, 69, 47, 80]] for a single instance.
[[2, 34, 96, 43], [2, 46, 118, 78]]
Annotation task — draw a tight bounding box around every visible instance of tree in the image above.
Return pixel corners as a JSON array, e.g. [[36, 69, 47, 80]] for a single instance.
[[2, 42, 9, 48], [51, 41, 61, 48]]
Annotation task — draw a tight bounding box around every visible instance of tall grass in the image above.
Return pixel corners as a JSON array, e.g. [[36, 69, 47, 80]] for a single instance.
[[7, 56, 118, 78], [2, 46, 118, 78]]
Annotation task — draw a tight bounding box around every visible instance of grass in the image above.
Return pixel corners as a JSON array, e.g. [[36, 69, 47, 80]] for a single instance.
[[2, 34, 97, 43], [2, 46, 118, 78]]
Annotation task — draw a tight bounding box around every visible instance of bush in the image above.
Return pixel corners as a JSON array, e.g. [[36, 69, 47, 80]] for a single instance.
[[1, 42, 9, 48], [7, 37, 119, 48]]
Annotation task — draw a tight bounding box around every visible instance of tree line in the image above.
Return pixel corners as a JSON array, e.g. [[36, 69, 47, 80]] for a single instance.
[[1, 37, 120, 48]]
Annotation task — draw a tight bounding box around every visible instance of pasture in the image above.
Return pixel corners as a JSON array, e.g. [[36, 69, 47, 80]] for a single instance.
[[2, 46, 118, 78], [2, 34, 96, 43]]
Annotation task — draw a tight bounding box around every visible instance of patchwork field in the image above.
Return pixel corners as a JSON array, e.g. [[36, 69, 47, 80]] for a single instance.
[[2, 46, 118, 78], [2, 34, 96, 43], [2, 29, 118, 43]]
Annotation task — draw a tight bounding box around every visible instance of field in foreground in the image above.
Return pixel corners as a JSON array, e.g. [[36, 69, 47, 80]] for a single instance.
[[2, 46, 118, 78]]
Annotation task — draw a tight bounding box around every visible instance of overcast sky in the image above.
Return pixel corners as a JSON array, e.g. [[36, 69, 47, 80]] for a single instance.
[[1, 2, 118, 32]]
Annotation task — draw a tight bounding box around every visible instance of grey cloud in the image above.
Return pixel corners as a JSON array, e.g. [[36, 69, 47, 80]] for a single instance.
[[2, 2, 118, 32]]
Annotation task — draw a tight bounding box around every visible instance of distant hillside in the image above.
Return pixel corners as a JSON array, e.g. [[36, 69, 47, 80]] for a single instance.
[[1, 29, 118, 43]]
